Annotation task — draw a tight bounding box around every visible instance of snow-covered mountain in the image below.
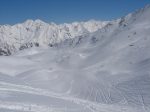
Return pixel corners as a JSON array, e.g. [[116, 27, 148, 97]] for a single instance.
[[0, 4, 150, 112], [0, 19, 108, 55]]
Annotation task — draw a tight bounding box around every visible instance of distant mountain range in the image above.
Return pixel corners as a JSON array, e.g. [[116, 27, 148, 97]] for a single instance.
[[0, 19, 108, 55], [0, 5, 150, 56]]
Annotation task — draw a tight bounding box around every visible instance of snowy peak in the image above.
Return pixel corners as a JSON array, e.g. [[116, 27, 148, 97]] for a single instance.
[[22, 19, 108, 32], [120, 4, 150, 24], [0, 20, 108, 55], [81, 20, 109, 32]]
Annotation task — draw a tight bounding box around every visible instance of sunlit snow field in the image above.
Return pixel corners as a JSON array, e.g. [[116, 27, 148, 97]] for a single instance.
[[0, 5, 150, 112]]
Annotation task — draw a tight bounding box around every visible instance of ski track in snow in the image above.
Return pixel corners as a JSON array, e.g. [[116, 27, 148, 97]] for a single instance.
[[0, 81, 148, 112], [0, 81, 99, 112]]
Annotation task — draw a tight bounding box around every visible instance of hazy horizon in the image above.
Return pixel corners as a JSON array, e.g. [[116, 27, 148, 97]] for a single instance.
[[0, 0, 150, 25]]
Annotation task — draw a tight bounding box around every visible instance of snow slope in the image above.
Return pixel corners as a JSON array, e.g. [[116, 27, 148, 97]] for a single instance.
[[0, 4, 150, 112]]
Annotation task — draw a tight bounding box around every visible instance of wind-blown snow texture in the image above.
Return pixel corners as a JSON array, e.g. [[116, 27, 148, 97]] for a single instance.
[[0, 4, 150, 112]]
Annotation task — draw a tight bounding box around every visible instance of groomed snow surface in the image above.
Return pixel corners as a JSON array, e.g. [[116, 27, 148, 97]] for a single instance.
[[0, 5, 150, 112]]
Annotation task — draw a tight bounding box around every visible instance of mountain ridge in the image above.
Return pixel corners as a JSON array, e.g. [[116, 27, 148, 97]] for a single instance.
[[0, 4, 150, 55], [0, 19, 108, 55]]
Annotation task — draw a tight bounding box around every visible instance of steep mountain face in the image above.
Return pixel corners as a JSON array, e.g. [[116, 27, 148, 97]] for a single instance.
[[0, 4, 150, 112], [0, 20, 108, 55]]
